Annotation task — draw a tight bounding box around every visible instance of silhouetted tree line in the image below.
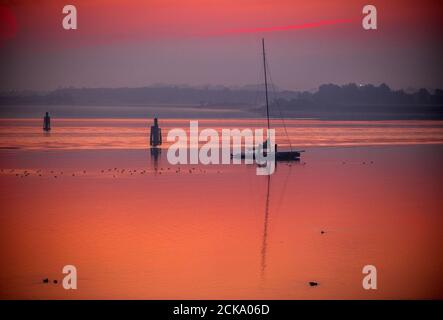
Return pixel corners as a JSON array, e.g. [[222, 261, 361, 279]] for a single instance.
[[271, 83, 443, 109], [265, 83, 443, 120], [1, 84, 442, 115], [0, 86, 274, 107]]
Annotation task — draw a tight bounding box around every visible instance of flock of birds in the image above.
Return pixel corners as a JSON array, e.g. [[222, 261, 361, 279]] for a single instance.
[[0, 160, 376, 179], [0, 166, 224, 179]]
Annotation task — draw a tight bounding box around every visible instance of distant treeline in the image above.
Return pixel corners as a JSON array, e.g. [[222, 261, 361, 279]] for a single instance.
[[268, 83, 443, 120], [0, 85, 291, 107], [275, 83, 443, 107], [1, 83, 442, 119]]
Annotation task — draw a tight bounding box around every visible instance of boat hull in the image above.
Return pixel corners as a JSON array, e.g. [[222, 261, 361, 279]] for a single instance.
[[231, 151, 301, 161]]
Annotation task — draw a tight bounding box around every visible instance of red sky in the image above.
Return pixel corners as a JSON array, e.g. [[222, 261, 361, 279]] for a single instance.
[[0, 0, 442, 90], [2, 0, 441, 44]]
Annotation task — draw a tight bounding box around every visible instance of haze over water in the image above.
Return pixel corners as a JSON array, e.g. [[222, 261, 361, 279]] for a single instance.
[[0, 118, 442, 299]]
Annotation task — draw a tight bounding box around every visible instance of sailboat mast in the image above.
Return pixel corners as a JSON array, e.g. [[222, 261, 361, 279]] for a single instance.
[[262, 38, 270, 130]]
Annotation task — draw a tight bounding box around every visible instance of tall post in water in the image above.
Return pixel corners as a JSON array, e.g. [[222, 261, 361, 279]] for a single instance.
[[150, 117, 162, 147], [150, 117, 162, 172], [43, 112, 51, 131]]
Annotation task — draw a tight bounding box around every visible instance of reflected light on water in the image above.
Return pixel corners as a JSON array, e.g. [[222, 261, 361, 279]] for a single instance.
[[1, 118, 443, 150]]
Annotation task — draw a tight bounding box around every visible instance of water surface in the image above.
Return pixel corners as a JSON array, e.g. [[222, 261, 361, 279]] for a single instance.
[[0, 119, 442, 299]]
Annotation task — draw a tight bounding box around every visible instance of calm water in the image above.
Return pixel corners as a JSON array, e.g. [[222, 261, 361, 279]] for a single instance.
[[1, 119, 443, 150], [0, 119, 442, 299]]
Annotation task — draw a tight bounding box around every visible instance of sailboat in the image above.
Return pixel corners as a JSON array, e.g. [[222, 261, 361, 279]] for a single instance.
[[232, 38, 303, 162]]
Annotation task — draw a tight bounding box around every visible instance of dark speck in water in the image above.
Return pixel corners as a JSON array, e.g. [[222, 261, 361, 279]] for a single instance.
[[309, 282, 318, 287]]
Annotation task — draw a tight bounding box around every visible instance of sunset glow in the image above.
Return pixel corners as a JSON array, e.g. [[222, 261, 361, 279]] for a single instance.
[[1, 0, 442, 307]]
